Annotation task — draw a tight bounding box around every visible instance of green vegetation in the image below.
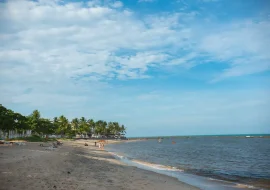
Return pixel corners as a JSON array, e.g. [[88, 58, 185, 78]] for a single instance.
[[11, 135, 55, 142], [0, 104, 126, 139]]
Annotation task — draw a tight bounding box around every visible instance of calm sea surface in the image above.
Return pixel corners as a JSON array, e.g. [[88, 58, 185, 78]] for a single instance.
[[106, 136, 270, 190]]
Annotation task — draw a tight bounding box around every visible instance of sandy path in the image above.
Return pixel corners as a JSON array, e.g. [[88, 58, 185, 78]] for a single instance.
[[0, 140, 199, 190]]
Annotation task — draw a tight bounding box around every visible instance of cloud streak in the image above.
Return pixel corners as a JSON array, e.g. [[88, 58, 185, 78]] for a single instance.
[[0, 0, 269, 136], [1, 0, 269, 85]]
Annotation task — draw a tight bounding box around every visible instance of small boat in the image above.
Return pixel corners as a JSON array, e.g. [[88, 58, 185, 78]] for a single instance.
[[158, 138, 162, 143]]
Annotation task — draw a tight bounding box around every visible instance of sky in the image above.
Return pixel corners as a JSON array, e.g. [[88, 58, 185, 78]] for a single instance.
[[0, 0, 270, 137]]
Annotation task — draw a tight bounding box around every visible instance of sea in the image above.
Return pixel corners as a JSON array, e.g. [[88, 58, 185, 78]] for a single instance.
[[105, 135, 270, 190]]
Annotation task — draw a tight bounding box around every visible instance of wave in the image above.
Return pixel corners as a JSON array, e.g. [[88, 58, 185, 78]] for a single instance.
[[108, 151, 261, 190], [131, 159, 183, 172], [109, 151, 181, 172]]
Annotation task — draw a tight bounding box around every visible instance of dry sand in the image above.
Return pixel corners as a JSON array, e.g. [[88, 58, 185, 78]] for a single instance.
[[0, 139, 199, 190]]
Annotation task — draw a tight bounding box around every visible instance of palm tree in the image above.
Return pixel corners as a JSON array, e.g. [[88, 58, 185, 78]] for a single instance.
[[87, 119, 95, 136], [0, 104, 127, 140], [95, 120, 107, 136], [32, 110, 41, 120], [114, 122, 121, 135], [28, 110, 41, 135], [107, 122, 114, 135], [58, 115, 69, 137], [71, 118, 79, 134], [79, 117, 88, 137], [120, 125, 126, 135]]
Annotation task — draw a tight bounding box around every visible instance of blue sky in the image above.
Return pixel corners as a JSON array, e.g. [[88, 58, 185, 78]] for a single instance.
[[0, 0, 269, 137]]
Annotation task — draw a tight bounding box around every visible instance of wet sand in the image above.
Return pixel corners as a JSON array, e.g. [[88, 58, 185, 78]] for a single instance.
[[0, 140, 199, 190]]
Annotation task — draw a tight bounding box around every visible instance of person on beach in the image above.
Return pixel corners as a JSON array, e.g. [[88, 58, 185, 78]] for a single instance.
[[98, 142, 101, 149], [94, 142, 97, 146]]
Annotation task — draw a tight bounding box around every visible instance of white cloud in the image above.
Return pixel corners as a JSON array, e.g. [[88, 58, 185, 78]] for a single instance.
[[0, 0, 269, 129], [1, 0, 268, 87], [0, 0, 188, 82], [110, 1, 123, 8], [197, 21, 270, 81]]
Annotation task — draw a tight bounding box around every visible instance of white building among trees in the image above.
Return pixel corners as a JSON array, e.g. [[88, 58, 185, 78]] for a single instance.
[[0, 130, 32, 139]]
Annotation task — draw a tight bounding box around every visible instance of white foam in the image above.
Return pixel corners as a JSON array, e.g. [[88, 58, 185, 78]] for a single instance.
[[132, 159, 183, 172], [108, 150, 257, 190]]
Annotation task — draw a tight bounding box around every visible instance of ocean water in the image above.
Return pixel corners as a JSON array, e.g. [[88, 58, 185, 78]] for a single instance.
[[105, 136, 270, 190]]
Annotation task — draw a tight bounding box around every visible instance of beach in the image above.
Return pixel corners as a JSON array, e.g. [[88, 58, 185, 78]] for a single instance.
[[0, 140, 198, 190]]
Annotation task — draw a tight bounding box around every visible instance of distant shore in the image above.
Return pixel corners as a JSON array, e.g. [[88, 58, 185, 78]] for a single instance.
[[0, 139, 199, 190], [128, 134, 270, 139]]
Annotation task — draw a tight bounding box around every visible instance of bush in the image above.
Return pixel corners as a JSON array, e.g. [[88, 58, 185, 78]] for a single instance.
[[11, 135, 55, 142]]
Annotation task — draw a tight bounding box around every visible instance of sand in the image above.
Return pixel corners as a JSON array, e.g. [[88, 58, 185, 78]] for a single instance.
[[0, 139, 199, 190]]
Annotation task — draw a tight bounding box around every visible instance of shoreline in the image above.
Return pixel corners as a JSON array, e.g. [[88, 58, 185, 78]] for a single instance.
[[105, 140, 269, 190], [0, 139, 199, 190]]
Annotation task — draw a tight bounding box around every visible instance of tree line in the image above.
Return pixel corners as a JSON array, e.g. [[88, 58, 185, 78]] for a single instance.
[[0, 104, 126, 138]]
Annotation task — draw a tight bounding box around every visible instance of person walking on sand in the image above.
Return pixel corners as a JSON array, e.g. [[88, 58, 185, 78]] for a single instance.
[[98, 142, 101, 149]]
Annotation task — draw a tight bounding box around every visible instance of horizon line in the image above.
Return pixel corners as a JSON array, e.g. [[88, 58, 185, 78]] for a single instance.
[[127, 133, 270, 138]]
